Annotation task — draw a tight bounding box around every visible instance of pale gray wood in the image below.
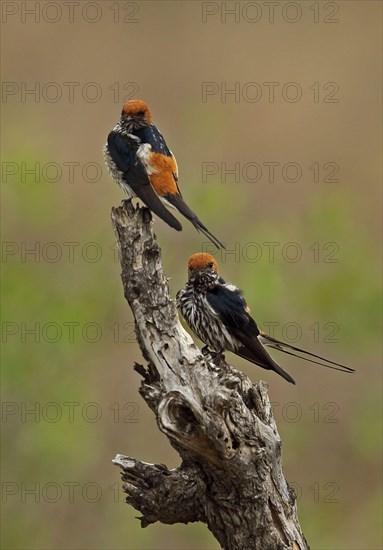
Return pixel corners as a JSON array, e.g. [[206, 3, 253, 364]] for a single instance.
[[111, 201, 309, 550]]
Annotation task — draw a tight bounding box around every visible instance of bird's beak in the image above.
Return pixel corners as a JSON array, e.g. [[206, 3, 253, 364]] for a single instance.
[[120, 113, 133, 122], [199, 268, 213, 276]]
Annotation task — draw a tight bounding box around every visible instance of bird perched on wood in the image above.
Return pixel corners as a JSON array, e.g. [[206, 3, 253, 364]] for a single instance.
[[177, 253, 354, 384], [104, 99, 224, 249]]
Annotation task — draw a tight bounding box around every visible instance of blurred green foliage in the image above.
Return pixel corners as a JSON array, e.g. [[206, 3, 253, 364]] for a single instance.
[[2, 2, 382, 549]]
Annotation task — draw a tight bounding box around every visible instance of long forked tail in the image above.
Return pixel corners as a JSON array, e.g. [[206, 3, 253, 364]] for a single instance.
[[236, 345, 296, 384], [163, 193, 225, 249], [259, 333, 355, 374], [134, 188, 183, 231], [234, 339, 296, 384], [191, 218, 225, 250]]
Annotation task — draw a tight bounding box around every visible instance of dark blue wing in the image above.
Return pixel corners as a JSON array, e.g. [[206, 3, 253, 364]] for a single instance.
[[135, 125, 172, 156], [134, 126, 224, 249], [207, 285, 296, 384], [107, 131, 144, 175], [107, 131, 182, 231], [207, 285, 258, 335]]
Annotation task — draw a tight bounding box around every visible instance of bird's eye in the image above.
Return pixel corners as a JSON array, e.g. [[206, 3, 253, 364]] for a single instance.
[[208, 262, 213, 268], [137, 110, 146, 116]]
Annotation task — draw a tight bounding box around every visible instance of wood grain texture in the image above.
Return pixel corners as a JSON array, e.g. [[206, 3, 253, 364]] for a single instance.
[[111, 200, 309, 550]]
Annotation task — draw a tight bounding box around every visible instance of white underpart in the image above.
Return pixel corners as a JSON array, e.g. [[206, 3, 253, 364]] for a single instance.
[[202, 295, 234, 346], [224, 283, 238, 293], [137, 144, 178, 209], [103, 127, 141, 198], [127, 133, 141, 142], [177, 285, 236, 352], [137, 143, 158, 175], [103, 145, 134, 198]]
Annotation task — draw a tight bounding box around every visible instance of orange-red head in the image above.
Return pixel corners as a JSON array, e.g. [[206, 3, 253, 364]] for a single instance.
[[187, 253, 219, 276], [121, 99, 152, 124]]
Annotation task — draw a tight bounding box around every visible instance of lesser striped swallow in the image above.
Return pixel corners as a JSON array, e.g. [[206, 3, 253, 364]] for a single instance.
[[104, 99, 224, 249], [176, 253, 354, 384]]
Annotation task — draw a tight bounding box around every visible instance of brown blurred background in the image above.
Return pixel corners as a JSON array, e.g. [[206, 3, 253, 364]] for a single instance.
[[1, 1, 382, 549]]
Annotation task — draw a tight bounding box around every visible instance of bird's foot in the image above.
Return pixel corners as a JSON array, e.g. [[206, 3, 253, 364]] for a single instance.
[[211, 351, 225, 365], [201, 346, 224, 365], [122, 198, 132, 208], [142, 206, 152, 224], [201, 345, 210, 356]]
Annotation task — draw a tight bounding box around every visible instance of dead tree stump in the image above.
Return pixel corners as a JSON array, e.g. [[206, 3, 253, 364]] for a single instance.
[[111, 201, 309, 550]]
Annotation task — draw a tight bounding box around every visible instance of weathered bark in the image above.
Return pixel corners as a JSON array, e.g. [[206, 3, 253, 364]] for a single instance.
[[111, 201, 309, 550]]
